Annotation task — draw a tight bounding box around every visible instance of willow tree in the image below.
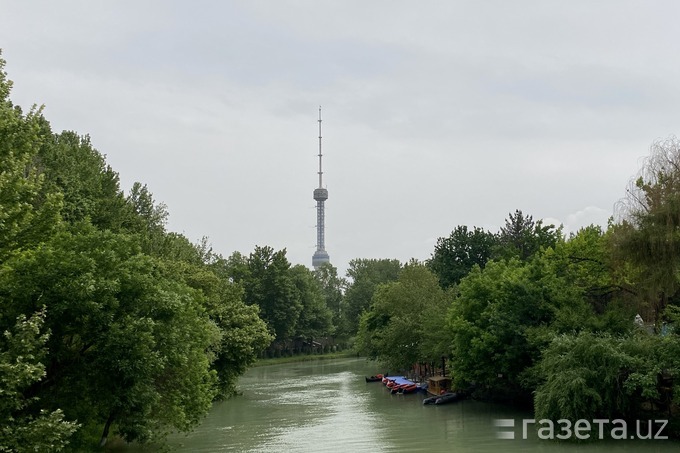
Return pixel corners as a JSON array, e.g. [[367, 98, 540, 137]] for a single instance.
[[613, 136, 680, 320]]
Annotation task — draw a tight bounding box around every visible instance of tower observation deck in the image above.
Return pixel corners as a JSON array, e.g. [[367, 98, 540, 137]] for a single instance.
[[312, 107, 330, 269]]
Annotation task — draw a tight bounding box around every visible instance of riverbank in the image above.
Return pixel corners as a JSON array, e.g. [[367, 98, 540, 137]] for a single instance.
[[251, 350, 356, 367]]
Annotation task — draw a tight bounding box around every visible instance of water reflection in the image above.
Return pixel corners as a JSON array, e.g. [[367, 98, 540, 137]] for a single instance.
[[255, 372, 388, 452]]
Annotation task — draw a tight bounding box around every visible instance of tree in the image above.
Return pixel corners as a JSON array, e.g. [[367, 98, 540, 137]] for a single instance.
[[37, 131, 130, 232], [126, 181, 168, 233], [533, 331, 678, 426], [0, 309, 79, 452], [313, 262, 345, 336], [223, 251, 250, 283], [448, 254, 590, 402], [0, 56, 61, 261], [548, 225, 637, 331], [291, 265, 333, 341], [243, 246, 301, 341], [208, 295, 272, 399], [0, 227, 222, 446], [0, 51, 276, 449], [342, 258, 401, 335], [613, 136, 680, 320], [0, 144, 62, 262], [496, 210, 562, 261], [161, 248, 273, 400], [428, 225, 497, 288], [356, 264, 451, 370]]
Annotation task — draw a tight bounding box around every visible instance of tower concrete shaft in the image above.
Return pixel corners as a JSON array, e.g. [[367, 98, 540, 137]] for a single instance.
[[312, 107, 330, 269]]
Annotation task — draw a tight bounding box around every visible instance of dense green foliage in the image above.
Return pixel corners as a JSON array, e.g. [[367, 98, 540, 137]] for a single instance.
[[449, 256, 578, 401], [0, 310, 79, 452], [357, 198, 680, 438], [291, 264, 334, 341], [612, 137, 680, 319], [496, 209, 562, 261], [428, 225, 497, 288], [342, 258, 402, 336], [242, 245, 302, 341], [520, 139, 680, 435], [313, 262, 345, 334], [2, 227, 222, 443], [0, 55, 273, 449], [533, 331, 680, 422], [224, 248, 336, 355], [355, 263, 451, 370]]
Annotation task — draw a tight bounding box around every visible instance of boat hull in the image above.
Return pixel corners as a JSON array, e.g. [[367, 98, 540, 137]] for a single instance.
[[434, 392, 462, 405]]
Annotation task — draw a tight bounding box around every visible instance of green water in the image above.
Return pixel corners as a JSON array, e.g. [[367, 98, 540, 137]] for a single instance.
[[119, 357, 678, 452]]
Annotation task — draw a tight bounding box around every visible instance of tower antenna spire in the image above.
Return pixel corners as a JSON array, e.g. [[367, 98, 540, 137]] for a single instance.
[[318, 106, 323, 188], [312, 106, 330, 269]]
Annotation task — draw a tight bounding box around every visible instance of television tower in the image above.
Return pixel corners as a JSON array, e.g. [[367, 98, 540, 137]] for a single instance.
[[312, 107, 330, 269]]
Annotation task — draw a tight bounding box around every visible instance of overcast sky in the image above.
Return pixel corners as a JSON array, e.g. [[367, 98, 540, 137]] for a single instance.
[[2, 1, 679, 276]]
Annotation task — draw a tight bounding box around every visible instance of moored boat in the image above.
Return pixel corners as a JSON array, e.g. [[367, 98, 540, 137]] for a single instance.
[[426, 376, 452, 397], [390, 384, 407, 394], [383, 376, 405, 387], [365, 374, 384, 383], [434, 392, 462, 405], [397, 383, 419, 394], [384, 377, 417, 394], [422, 395, 439, 405]]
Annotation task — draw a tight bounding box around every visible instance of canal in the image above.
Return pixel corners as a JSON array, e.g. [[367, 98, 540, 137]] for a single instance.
[[118, 357, 678, 452]]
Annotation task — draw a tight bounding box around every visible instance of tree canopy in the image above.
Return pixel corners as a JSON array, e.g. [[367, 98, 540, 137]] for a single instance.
[[496, 209, 562, 261], [342, 258, 402, 336], [428, 225, 497, 288], [356, 263, 451, 370], [0, 53, 272, 449], [613, 136, 680, 319]]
